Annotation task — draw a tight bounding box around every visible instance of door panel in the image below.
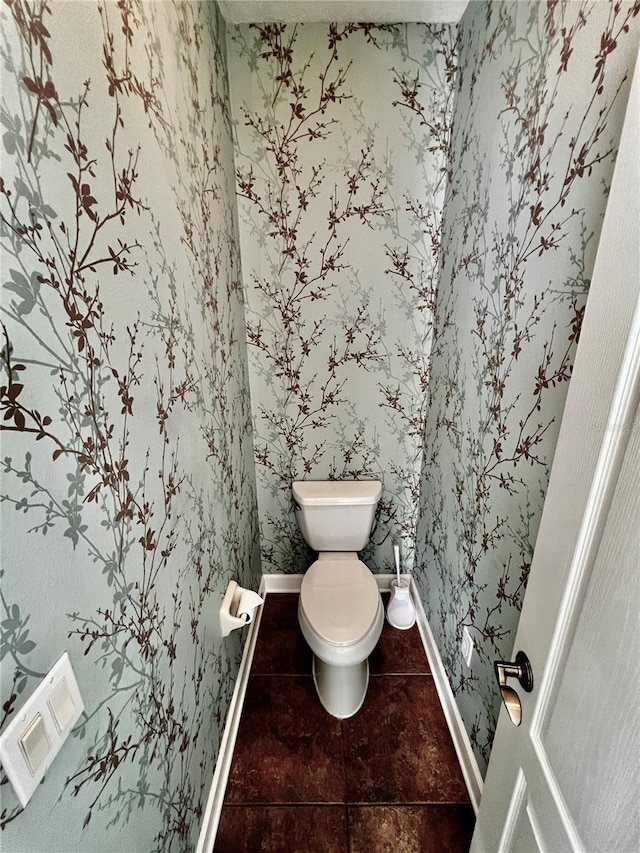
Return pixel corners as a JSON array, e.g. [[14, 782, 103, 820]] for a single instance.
[[542, 403, 640, 852]]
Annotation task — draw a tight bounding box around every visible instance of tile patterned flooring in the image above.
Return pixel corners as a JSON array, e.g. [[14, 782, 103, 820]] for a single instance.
[[214, 593, 475, 852]]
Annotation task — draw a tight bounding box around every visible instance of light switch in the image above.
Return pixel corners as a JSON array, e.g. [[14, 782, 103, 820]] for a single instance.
[[19, 714, 51, 775], [0, 652, 84, 807], [48, 678, 75, 731]]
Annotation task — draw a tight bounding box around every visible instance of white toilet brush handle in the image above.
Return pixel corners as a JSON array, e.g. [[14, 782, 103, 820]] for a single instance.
[[393, 543, 401, 584]]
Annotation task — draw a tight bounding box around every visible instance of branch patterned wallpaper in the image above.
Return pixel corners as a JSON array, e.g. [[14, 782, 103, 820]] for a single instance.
[[414, 0, 639, 773], [1, 0, 639, 849], [0, 1, 259, 850], [228, 21, 456, 574]]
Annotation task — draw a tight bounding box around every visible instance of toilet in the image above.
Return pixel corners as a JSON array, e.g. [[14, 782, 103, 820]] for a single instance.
[[293, 479, 384, 719]]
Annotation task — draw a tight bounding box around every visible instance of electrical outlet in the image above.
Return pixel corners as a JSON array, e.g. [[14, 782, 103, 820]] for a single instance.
[[461, 627, 474, 667]]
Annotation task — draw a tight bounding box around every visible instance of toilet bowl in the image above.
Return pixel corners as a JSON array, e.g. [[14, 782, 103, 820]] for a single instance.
[[298, 554, 383, 719]]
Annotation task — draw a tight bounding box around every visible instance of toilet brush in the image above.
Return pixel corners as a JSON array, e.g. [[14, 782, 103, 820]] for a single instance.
[[386, 543, 416, 630]]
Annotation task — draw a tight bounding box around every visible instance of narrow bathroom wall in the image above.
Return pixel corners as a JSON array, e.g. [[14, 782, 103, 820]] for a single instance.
[[0, 1, 260, 850], [415, 0, 640, 775], [227, 22, 456, 573]]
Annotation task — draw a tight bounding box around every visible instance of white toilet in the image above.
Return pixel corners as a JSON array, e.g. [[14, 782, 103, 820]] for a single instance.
[[293, 479, 384, 719]]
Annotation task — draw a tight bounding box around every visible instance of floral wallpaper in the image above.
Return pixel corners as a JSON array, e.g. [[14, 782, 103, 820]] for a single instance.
[[2, 2, 639, 848], [227, 21, 456, 574], [0, 1, 259, 851], [414, 0, 640, 775]]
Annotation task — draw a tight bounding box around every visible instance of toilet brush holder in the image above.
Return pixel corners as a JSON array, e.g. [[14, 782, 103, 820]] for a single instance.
[[220, 581, 264, 637], [386, 579, 416, 630]]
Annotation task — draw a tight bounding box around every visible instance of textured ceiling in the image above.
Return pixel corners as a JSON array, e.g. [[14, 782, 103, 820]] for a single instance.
[[217, 1, 470, 24]]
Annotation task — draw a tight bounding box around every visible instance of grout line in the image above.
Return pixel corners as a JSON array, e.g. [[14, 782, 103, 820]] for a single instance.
[[340, 719, 350, 852], [221, 802, 349, 808], [346, 800, 473, 811], [248, 672, 313, 677], [370, 670, 433, 677], [219, 799, 472, 805], [222, 801, 473, 808]]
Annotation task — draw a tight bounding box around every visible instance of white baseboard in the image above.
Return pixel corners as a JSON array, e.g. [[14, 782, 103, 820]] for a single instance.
[[372, 572, 413, 591], [196, 573, 483, 852], [261, 572, 413, 594], [261, 573, 303, 593], [195, 577, 266, 853], [408, 577, 484, 813]]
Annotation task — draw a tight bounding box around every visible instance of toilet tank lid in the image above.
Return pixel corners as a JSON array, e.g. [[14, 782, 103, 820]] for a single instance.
[[292, 480, 382, 506]]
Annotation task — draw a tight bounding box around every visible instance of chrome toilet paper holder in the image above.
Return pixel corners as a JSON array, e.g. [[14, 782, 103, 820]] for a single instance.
[[220, 581, 264, 637]]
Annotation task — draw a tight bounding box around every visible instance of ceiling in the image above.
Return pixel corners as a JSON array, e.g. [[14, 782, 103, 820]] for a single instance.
[[217, 1, 470, 24]]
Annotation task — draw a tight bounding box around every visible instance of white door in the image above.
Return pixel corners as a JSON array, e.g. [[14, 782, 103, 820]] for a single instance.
[[470, 51, 640, 853]]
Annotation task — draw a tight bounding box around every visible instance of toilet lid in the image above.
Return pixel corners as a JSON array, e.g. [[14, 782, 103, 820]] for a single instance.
[[300, 559, 380, 646]]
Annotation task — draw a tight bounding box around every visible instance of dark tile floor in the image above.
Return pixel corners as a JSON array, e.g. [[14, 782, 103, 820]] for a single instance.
[[215, 593, 474, 852]]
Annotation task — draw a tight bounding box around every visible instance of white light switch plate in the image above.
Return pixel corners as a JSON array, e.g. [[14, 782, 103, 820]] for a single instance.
[[0, 652, 84, 807], [461, 626, 474, 667]]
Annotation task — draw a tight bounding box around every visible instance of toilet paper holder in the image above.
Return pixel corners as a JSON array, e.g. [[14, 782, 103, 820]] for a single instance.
[[220, 581, 264, 637]]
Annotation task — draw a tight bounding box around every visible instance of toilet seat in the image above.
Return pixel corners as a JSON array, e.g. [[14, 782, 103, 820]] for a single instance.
[[299, 558, 380, 646]]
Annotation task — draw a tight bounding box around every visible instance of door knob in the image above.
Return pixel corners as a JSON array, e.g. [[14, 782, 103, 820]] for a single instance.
[[494, 651, 533, 727]]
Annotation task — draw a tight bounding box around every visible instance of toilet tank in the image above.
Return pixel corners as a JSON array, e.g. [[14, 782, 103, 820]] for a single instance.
[[292, 480, 382, 552]]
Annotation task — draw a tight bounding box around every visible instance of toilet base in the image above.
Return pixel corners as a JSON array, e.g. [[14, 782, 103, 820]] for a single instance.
[[312, 656, 369, 720]]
